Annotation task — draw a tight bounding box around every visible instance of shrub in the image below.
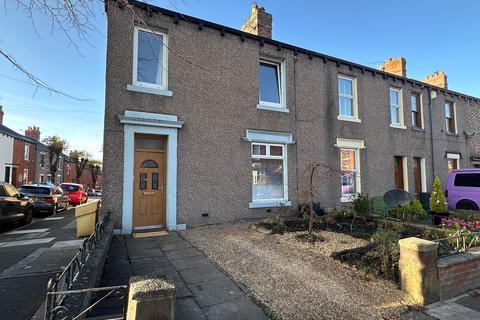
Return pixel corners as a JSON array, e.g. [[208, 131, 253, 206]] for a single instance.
[[430, 177, 448, 213], [295, 232, 324, 243], [451, 210, 480, 222], [370, 228, 401, 280], [352, 193, 372, 222], [258, 216, 286, 234]]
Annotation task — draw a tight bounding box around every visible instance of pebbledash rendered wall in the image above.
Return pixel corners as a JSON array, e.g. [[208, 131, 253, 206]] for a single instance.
[[103, 1, 478, 229]]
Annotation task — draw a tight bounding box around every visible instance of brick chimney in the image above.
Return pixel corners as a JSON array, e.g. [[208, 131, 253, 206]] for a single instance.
[[241, 4, 272, 38], [25, 126, 41, 141], [379, 57, 407, 77], [0, 106, 3, 125], [423, 71, 448, 89]]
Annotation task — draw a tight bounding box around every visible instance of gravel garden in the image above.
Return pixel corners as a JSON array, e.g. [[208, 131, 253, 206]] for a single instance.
[[181, 177, 480, 319]]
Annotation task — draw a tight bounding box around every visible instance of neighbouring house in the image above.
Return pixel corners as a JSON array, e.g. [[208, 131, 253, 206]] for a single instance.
[[24, 126, 52, 183], [102, 1, 480, 234], [63, 155, 97, 190], [0, 108, 37, 187], [0, 106, 15, 184]]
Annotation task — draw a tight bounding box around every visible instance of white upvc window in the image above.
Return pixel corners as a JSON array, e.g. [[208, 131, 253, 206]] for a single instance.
[[133, 26, 168, 91], [251, 143, 288, 204], [445, 102, 457, 134], [257, 58, 287, 112], [338, 75, 360, 122], [23, 168, 29, 184], [335, 138, 364, 202], [39, 174, 44, 183], [447, 152, 461, 174], [410, 93, 424, 129], [389, 88, 405, 128], [24, 144, 30, 160]]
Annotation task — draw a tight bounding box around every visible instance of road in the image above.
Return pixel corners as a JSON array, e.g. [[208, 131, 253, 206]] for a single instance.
[[0, 206, 87, 320]]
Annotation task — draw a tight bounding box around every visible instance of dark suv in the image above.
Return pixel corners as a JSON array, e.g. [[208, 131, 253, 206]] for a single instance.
[[19, 184, 69, 215], [0, 182, 35, 225]]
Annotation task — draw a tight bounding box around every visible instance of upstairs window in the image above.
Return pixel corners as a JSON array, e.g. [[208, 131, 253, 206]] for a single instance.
[[24, 144, 30, 160], [258, 59, 286, 111], [40, 153, 45, 168], [338, 75, 359, 120], [411, 94, 422, 128], [389, 88, 404, 126], [133, 27, 168, 90], [445, 102, 456, 133]]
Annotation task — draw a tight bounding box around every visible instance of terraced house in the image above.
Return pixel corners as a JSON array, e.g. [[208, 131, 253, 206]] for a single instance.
[[102, 0, 480, 234]]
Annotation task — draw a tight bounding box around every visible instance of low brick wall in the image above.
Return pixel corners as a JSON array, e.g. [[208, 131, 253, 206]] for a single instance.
[[437, 248, 480, 300]]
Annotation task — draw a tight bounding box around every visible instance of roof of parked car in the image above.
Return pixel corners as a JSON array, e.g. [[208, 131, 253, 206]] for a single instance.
[[60, 183, 83, 186], [451, 168, 480, 173], [20, 184, 55, 189]]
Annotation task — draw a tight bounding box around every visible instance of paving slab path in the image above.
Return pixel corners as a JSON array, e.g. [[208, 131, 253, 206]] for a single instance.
[[94, 232, 268, 320]]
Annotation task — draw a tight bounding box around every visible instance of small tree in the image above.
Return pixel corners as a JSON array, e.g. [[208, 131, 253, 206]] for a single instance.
[[69, 150, 91, 184], [89, 160, 102, 189], [351, 193, 372, 231], [43, 135, 68, 184], [430, 176, 448, 213]]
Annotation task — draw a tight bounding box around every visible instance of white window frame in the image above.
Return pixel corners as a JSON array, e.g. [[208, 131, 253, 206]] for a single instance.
[[447, 153, 461, 172], [23, 168, 28, 184], [445, 101, 458, 134], [250, 142, 288, 207], [132, 26, 169, 91], [420, 158, 427, 192], [257, 58, 287, 113], [337, 75, 360, 122], [335, 138, 365, 202], [39, 174, 44, 183], [410, 93, 424, 129], [402, 156, 409, 192], [389, 88, 406, 129], [24, 144, 30, 160]]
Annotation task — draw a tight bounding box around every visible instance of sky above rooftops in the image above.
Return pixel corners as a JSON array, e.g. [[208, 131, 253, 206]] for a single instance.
[[0, 0, 479, 160]]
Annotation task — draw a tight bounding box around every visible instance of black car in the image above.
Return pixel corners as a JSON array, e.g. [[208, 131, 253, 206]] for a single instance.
[[19, 184, 69, 215], [0, 182, 35, 225]]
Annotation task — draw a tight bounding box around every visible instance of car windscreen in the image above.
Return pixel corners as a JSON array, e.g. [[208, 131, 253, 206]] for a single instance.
[[61, 185, 80, 192], [19, 186, 51, 195]]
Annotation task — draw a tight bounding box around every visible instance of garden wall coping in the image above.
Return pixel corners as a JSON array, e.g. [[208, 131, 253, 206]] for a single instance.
[[437, 248, 480, 268]]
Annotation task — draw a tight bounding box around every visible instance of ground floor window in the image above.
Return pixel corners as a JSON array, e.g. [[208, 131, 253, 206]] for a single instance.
[[447, 152, 460, 174], [39, 174, 44, 183], [340, 148, 359, 199], [251, 143, 286, 202], [23, 169, 29, 184]]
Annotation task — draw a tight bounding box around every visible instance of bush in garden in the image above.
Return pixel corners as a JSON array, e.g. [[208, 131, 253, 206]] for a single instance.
[[258, 216, 286, 234], [350, 193, 372, 232], [369, 228, 401, 280], [429, 177, 448, 213], [404, 198, 427, 221]]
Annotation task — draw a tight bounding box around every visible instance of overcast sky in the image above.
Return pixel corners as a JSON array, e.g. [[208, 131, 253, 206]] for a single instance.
[[1, 0, 479, 160]]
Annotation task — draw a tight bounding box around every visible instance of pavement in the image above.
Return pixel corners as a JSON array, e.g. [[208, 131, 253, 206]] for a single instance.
[[0, 208, 83, 320], [92, 232, 268, 320], [400, 289, 480, 320]]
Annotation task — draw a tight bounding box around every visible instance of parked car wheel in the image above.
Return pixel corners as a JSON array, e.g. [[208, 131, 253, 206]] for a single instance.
[[23, 207, 33, 225], [456, 200, 479, 211]]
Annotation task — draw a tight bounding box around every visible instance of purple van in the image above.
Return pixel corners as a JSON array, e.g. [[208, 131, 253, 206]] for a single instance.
[[445, 168, 480, 211]]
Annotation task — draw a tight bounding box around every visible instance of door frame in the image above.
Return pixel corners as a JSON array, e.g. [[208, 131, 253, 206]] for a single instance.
[[120, 111, 184, 234]]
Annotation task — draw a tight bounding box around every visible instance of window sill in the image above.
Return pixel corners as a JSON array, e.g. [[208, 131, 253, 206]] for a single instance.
[[390, 124, 407, 130], [249, 200, 291, 209], [257, 104, 289, 113], [411, 127, 426, 133], [127, 84, 173, 97], [337, 116, 361, 123], [446, 132, 459, 137], [340, 196, 354, 203]]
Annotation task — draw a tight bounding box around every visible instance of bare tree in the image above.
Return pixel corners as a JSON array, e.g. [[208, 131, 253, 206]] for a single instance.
[[43, 135, 68, 184], [88, 159, 102, 188], [69, 149, 91, 183]]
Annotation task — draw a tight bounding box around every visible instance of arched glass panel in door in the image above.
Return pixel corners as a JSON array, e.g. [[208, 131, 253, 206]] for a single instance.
[[140, 160, 159, 168]]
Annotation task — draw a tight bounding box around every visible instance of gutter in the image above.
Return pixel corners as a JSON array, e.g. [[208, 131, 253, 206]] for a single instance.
[[428, 88, 436, 180]]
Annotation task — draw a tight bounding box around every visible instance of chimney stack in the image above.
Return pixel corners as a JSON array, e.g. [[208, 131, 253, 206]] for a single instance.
[[379, 57, 407, 77], [423, 71, 448, 89], [0, 106, 3, 125], [25, 126, 41, 141], [241, 4, 272, 39]]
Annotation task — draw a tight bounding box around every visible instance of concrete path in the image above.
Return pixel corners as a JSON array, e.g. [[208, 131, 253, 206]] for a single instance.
[[93, 232, 268, 320], [0, 209, 81, 320], [400, 290, 480, 320]]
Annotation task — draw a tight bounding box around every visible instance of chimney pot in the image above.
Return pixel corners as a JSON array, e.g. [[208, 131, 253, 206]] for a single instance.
[[379, 57, 407, 77], [25, 125, 41, 141], [423, 71, 448, 89], [241, 4, 272, 39]]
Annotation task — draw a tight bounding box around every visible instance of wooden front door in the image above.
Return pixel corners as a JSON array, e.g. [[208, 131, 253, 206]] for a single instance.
[[133, 149, 166, 229], [394, 156, 404, 190], [413, 157, 422, 195]]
